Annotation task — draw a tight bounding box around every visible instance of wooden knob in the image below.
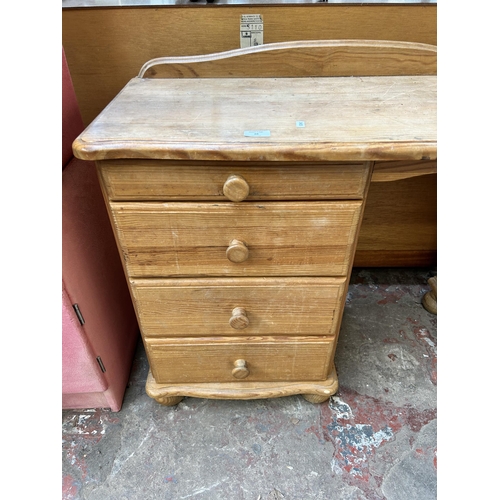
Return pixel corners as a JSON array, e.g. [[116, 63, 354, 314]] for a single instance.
[[223, 175, 249, 202], [226, 239, 249, 263], [232, 359, 249, 379], [229, 307, 250, 329]]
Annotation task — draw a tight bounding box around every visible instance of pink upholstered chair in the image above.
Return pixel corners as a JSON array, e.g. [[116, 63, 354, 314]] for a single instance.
[[62, 47, 139, 411]]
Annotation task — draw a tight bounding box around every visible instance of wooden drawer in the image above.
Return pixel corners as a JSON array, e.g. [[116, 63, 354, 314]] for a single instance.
[[144, 336, 334, 384], [131, 277, 346, 338], [111, 201, 362, 277], [98, 160, 370, 201]]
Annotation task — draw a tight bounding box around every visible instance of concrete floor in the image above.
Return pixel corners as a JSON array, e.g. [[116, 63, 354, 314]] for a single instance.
[[62, 267, 437, 500]]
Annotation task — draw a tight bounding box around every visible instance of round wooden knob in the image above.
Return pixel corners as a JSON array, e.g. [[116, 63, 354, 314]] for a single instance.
[[226, 239, 249, 263], [232, 359, 249, 379], [229, 307, 250, 329], [223, 175, 250, 202]]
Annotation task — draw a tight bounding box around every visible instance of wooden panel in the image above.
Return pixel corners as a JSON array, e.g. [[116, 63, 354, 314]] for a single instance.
[[62, 5, 437, 126], [145, 369, 338, 402], [144, 336, 334, 384], [74, 76, 436, 162], [372, 159, 437, 182], [139, 40, 436, 78], [131, 277, 346, 338], [110, 201, 363, 277], [354, 174, 437, 267], [99, 159, 370, 201]]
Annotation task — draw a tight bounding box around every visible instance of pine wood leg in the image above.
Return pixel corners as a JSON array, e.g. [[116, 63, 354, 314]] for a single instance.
[[154, 395, 184, 406], [302, 393, 332, 404], [302, 366, 338, 403], [422, 276, 437, 314], [146, 371, 184, 406]]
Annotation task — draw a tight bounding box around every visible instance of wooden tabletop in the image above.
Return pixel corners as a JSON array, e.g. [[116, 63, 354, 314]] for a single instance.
[[73, 75, 436, 163]]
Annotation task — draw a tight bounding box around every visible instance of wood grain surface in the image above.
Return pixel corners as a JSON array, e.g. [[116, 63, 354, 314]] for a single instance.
[[145, 368, 338, 402], [355, 174, 437, 266], [372, 159, 437, 182], [130, 277, 346, 337], [109, 201, 363, 277], [139, 39, 436, 78], [74, 76, 436, 162], [99, 160, 370, 201], [144, 335, 335, 384], [62, 5, 437, 126]]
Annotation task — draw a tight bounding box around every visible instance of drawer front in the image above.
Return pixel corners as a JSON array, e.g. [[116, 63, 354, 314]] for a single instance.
[[111, 201, 362, 277], [98, 160, 370, 201], [144, 336, 334, 384], [131, 277, 346, 338]]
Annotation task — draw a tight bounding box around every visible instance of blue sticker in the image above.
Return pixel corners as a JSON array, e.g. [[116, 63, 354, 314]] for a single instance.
[[244, 130, 271, 137], [296, 121, 306, 128]]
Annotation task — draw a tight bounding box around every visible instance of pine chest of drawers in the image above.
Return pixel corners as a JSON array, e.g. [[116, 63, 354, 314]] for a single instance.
[[73, 40, 437, 406]]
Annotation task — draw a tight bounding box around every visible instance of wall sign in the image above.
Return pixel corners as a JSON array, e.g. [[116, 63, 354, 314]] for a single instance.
[[240, 14, 263, 48]]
